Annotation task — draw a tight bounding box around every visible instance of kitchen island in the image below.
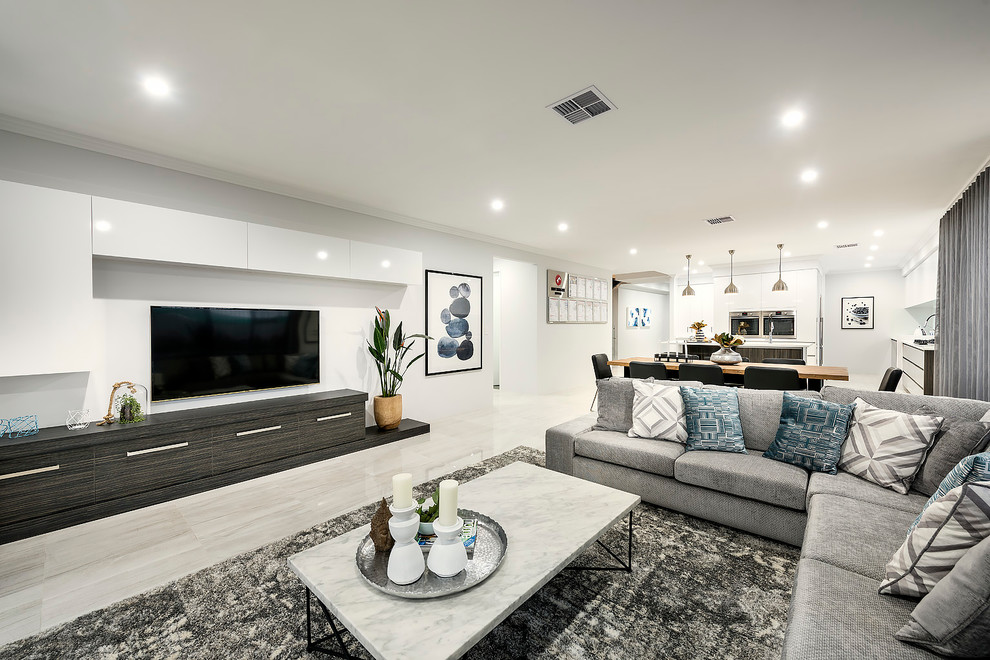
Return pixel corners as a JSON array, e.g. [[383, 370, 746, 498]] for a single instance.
[[674, 339, 817, 364]]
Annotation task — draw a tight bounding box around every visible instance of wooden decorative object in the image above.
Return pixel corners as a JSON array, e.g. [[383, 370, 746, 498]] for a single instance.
[[97, 381, 139, 426], [370, 497, 395, 553]]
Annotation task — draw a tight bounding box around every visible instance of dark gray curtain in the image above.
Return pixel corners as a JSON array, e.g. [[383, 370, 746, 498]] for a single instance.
[[935, 166, 990, 401]]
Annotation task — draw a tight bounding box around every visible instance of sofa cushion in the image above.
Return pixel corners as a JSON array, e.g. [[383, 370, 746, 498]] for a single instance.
[[838, 398, 943, 494], [628, 380, 687, 443], [574, 431, 684, 478], [764, 393, 855, 474], [806, 470, 930, 513], [781, 558, 938, 660], [679, 386, 746, 453], [822, 385, 990, 421], [910, 451, 990, 533], [909, 409, 990, 497], [593, 377, 703, 433], [803, 494, 917, 581], [673, 450, 810, 510], [895, 535, 990, 657], [733, 388, 823, 452], [881, 482, 990, 598]]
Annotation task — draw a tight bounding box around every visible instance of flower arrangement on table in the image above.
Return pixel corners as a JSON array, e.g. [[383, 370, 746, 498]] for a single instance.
[[689, 320, 709, 341], [712, 332, 744, 348]]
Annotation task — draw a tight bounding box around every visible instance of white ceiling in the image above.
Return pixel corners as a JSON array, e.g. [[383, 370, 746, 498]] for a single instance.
[[1, 1, 988, 274]]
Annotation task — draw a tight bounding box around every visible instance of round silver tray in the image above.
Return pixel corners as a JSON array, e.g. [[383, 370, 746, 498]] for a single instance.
[[355, 509, 507, 599]]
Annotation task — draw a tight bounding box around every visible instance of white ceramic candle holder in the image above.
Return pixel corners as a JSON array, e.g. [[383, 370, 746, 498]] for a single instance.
[[387, 503, 425, 585], [427, 515, 468, 578]]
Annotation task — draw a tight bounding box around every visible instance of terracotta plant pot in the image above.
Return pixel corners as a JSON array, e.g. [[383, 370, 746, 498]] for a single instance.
[[373, 394, 402, 430]]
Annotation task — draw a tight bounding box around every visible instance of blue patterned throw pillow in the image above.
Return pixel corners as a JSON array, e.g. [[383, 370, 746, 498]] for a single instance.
[[763, 393, 855, 473], [908, 452, 990, 534], [679, 386, 745, 453]]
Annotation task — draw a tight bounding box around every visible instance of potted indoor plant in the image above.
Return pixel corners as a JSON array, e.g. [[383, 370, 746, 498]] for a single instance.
[[689, 320, 708, 341], [711, 332, 745, 364], [366, 307, 431, 430]]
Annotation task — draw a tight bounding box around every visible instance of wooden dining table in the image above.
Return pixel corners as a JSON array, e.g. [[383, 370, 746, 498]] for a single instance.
[[608, 356, 849, 389]]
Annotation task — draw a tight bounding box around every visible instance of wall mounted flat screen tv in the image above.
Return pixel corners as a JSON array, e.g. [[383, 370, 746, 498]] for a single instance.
[[151, 306, 320, 402]]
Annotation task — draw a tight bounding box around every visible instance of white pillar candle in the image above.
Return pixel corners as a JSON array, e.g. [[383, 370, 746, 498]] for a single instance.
[[392, 473, 413, 509], [438, 479, 458, 526]]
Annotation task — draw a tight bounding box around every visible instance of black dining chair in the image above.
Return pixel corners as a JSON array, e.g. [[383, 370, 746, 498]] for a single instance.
[[678, 363, 725, 386], [744, 365, 802, 390], [629, 361, 668, 380], [879, 367, 903, 392], [590, 354, 613, 410], [762, 358, 806, 365]]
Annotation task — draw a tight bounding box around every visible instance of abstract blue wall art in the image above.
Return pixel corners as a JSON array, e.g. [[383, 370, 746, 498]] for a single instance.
[[426, 270, 483, 375], [626, 306, 652, 328]]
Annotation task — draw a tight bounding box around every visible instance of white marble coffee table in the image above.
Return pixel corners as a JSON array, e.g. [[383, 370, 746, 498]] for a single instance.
[[287, 461, 641, 660]]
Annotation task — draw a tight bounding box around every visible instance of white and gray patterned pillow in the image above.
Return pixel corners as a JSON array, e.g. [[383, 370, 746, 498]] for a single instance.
[[880, 482, 990, 598], [628, 380, 687, 443], [838, 397, 943, 494]]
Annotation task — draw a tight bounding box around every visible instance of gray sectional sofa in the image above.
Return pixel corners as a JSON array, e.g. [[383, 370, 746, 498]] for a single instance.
[[545, 382, 990, 659]]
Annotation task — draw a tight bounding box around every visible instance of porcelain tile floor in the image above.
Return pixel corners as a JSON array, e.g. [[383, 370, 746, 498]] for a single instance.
[[0, 388, 593, 646]]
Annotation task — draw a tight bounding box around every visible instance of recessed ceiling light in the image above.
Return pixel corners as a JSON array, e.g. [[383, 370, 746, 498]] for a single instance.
[[867, 255, 874, 261], [781, 108, 805, 128], [142, 75, 171, 97], [800, 168, 819, 183], [94, 219, 112, 232], [864, 263, 872, 268], [381, 260, 391, 268], [629, 248, 637, 255], [557, 222, 568, 232], [698, 260, 705, 266], [783, 251, 792, 257], [490, 199, 504, 211], [869, 244, 879, 251], [817, 220, 829, 229], [873, 229, 884, 237], [682, 266, 688, 271], [316, 250, 328, 260]]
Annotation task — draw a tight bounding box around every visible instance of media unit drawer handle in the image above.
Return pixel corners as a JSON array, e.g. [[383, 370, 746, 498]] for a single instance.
[[316, 413, 352, 422], [235, 425, 282, 437], [0, 464, 60, 481], [127, 442, 189, 457]]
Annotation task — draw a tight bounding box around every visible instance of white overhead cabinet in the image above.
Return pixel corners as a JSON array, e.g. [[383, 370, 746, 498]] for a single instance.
[[904, 252, 937, 308], [0, 180, 94, 377], [247, 224, 350, 279], [92, 197, 248, 269], [349, 240, 422, 286]]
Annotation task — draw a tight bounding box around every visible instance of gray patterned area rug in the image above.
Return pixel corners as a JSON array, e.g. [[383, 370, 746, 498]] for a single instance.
[[1, 447, 799, 659]]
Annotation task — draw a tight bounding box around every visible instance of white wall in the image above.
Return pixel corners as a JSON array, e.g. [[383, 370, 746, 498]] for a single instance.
[[822, 268, 917, 379], [616, 287, 668, 357], [492, 271, 500, 388], [0, 130, 610, 427], [492, 258, 538, 394]]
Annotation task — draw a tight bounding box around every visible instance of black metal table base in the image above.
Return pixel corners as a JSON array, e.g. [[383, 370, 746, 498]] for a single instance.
[[564, 510, 634, 572], [306, 587, 356, 658]]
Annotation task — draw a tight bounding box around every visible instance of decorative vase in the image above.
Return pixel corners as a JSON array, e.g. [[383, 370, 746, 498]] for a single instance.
[[373, 394, 402, 430], [693, 330, 706, 341], [710, 347, 743, 365], [419, 521, 435, 536]]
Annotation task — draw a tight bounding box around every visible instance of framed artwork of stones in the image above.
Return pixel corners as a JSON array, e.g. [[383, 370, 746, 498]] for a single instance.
[[425, 269, 483, 375]]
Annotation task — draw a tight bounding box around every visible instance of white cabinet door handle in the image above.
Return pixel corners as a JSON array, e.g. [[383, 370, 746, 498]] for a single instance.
[[316, 413, 352, 422], [0, 464, 60, 481], [126, 442, 188, 457], [235, 425, 282, 437]]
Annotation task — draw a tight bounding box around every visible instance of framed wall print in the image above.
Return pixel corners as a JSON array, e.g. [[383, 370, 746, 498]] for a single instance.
[[841, 296, 874, 329], [425, 269, 483, 375]]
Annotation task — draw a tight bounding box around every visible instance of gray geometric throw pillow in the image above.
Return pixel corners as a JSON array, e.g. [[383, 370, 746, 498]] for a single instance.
[[838, 397, 943, 494], [880, 481, 990, 598], [628, 380, 687, 443]]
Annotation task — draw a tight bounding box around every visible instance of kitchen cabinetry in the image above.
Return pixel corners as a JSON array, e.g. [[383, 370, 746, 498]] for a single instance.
[[0, 180, 95, 377], [0, 390, 380, 543], [671, 283, 714, 336], [899, 341, 935, 395], [711, 268, 820, 348], [904, 252, 937, 308]]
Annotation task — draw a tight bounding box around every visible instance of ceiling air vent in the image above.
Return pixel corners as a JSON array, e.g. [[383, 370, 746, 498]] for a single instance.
[[835, 243, 859, 249], [705, 216, 736, 225], [548, 85, 616, 124]]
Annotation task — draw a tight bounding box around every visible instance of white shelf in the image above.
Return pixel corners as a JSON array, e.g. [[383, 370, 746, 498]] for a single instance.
[[247, 224, 350, 279]]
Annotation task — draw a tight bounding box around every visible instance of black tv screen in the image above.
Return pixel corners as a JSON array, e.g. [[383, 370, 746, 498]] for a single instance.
[[150, 306, 320, 402]]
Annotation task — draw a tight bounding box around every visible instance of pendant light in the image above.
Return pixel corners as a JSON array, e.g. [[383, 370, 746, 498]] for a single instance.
[[724, 249, 739, 295], [682, 254, 696, 296], [771, 243, 788, 292]]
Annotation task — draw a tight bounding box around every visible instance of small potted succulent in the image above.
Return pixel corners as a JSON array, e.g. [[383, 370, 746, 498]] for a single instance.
[[711, 332, 745, 365], [416, 488, 441, 536]]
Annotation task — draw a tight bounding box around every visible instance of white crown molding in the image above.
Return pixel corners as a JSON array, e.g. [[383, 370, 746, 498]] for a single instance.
[[0, 113, 571, 265]]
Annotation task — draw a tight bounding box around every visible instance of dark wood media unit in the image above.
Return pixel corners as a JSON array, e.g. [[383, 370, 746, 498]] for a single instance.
[[0, 390, 425, 544]]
